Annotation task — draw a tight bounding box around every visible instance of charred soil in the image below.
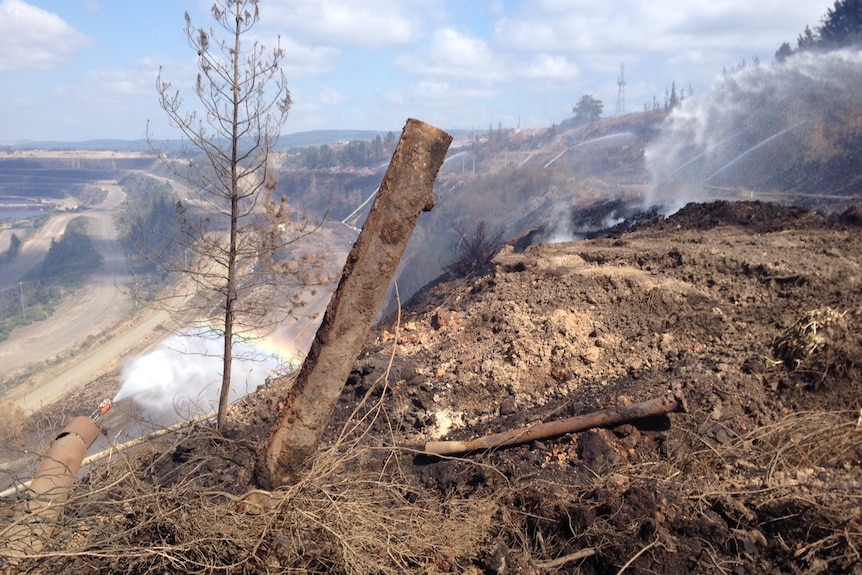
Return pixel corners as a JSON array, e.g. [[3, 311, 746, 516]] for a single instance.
[[3, 200, 862, 574]]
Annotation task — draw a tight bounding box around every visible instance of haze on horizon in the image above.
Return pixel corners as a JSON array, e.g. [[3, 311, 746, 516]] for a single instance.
[[0, 0, 831, 144]]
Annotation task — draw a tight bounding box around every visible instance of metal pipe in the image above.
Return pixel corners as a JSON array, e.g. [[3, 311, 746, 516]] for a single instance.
[[424, 393, 686, 456], [2, 403, 109, 559]]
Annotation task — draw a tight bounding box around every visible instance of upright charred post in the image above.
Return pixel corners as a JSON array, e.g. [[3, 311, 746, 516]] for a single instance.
[[262, 119, 452, 487]]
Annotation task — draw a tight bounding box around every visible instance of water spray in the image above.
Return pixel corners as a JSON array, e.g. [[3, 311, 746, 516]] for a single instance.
[[112, 330, 285, 426], [704, 121, 808, 183], [645, 49, 862, 212]]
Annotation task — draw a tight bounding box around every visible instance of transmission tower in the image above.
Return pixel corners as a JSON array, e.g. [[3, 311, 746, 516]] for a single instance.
[[616, 62, 626, 116]]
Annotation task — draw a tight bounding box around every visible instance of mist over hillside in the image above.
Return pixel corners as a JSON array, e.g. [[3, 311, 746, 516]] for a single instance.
[[646, 48, 862, 213]]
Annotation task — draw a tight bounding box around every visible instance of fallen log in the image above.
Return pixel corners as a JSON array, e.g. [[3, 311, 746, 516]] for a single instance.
[[424, 393, 686, 456]]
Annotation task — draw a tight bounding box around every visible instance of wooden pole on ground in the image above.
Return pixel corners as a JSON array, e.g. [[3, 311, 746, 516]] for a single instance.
[[262, 119, 452, 487]]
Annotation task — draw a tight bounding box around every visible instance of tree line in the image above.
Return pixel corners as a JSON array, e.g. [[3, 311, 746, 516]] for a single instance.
[[776, 0, 862, 60], [290, 132, 398, 170], [0, 232, 21, 264]]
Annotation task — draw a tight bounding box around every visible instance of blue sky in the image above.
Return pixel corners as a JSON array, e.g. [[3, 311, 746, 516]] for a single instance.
[[0, 0, 831, 143]]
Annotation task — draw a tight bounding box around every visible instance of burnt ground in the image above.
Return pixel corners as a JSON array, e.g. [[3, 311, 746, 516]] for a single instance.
[[3, 200, 862, 574]]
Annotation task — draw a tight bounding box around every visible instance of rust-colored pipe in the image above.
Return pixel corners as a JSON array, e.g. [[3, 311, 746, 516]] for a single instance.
[[2, 415, 102, 558], [424, 393, 686, 456]]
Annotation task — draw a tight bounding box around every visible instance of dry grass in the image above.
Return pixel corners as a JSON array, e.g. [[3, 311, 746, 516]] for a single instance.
[[772, 307, 862, 387], [0, 417, 498, 574], [773, 307, 846, 367], [4, 403, 862, 573], [0, 401, 26, 444], [651, 409, 862, 568]]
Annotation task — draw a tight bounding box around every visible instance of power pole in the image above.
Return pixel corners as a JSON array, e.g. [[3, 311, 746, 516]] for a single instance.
[[616, 62, 626, 116], [19, 282, 25, 320]]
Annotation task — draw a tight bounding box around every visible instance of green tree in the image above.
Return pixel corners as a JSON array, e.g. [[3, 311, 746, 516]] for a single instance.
[[573, 94, 603, 124], [668, 82, 679, 109], [37, 218, 102, 282], [149, 0, 323, 427], [819, 0, 862, 47], [123, 175, 185, 274], [777, 1, 862, 58], [775, 41, 794, 62], [798, 25, 817, 50], [0, 233, 21, 264]]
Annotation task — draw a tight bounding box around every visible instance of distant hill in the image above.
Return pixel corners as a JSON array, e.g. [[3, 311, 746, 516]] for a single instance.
[[2, 140, 154, 153], [2, 128, 478, 154]]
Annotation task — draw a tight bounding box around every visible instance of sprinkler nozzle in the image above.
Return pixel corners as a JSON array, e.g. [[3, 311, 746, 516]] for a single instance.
[[90, 399, 112, 422]]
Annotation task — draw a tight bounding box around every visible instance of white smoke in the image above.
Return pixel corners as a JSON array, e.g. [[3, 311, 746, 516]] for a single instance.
[[114, 330, 283, 422], [545, 201, 582, 244]]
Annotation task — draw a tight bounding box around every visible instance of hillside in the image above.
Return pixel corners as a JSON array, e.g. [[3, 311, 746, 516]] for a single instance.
[[3, 199, 862, 574]]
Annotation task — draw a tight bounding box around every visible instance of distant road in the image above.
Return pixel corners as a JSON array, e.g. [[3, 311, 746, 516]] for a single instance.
[[0, 183, 137, 409], [0, 212, 77, 294]]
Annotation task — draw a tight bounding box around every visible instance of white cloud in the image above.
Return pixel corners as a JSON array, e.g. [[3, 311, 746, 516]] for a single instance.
[[0, 0, 835, 140], [373, 78, 501, 133], [85, 69, 150, 99], [263, 0, 428, 49], [401, 27, 505, 81], [485, 0, 828, 115], [277, 36, 340, 78], [47, 67, 154, 127], [0, 0, 91, 73], [519, 54, 578, 81], [317, 86, 347, 107], [416, 80, 452, 100], [298, 85, 347, 116], [408, 79, 497, 107], [494, 1, 825, 57]]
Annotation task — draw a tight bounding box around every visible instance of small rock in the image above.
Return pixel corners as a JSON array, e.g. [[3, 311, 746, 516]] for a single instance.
[[499, 396, 517, 416], [741, 356, 766, 375], [430, 309, 451, 330], [577, 430, 620, 472], [613, 424, 640, 449]]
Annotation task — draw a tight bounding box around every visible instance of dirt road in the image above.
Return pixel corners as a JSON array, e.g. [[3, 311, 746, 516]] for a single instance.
[[0, 184, 147, 412], [0, 213, 77, 295]]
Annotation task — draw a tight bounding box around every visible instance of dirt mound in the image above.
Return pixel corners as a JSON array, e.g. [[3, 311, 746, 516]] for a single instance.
[[3, 200, 862, 574], [647, 200, 828, 233], [350, 199, 862, 573]]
